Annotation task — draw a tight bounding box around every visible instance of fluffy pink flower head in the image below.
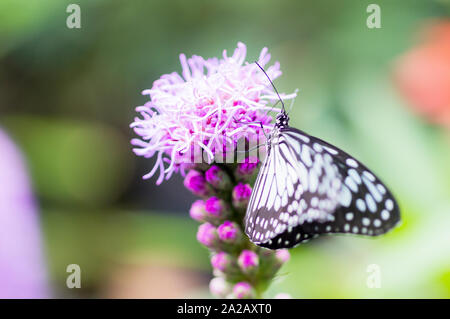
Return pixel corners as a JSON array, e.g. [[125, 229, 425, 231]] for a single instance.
[[238, 249, 259, 272], [130, 42, 296, 184]]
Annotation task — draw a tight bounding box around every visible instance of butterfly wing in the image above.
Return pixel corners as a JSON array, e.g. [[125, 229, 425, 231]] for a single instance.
[[244, 127, 400, 249]]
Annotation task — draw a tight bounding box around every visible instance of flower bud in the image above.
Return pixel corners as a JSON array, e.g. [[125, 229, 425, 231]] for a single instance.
[[210, 251, 233, 272], [196, 223, 218, 248], [205, 196, 229, 221], [217, 221, 242, 244], [209, 277, 231, 298], [237, 249, 259, 273], [274, 292, 292, 299], [183, 170, 211, 197], [212, 268, 222, 278], [275, 249, 290, 265], [205, 165, 231, 190], [233, 282, 254, 299], [189, 200, 207, 222], [236, 156, 260, 178], [232, 183, 252, 209]]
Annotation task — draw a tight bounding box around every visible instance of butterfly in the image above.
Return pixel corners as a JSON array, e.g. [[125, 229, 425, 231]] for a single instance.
[[244, 63, 401, 250]]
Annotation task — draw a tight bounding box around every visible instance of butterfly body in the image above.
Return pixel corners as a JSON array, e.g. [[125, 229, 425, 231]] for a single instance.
[[244, 111, 400, 250]]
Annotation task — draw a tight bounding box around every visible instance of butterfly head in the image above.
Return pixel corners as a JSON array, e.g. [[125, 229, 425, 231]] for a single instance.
[[275, 112, 289, 129]]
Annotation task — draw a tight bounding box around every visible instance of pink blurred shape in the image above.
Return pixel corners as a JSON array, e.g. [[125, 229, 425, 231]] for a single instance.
[[0, 128, 49, 298], [394, 19, 450, 127]]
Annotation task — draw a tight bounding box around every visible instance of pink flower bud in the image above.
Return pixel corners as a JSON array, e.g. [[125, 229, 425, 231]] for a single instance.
[[196, 223, 218, 248], [183, 170, 210, 196], [233, 282, 254, 299], [189, 200, 207, 222], [238, 249, 259, 272], [217, 221, 241, 243], [209, 277, 231, 298], [205, 196, 228, 219], [275, 249, 290, 265], [232, 183, 252, 208], [205, 165, 231, 190], [211, 251, 233, 272], [236, 156, 260, 177], [274, 292, 292, 299]]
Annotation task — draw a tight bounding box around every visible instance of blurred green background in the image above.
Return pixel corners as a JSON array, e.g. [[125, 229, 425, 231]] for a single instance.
[[1, 0, 449, 298]]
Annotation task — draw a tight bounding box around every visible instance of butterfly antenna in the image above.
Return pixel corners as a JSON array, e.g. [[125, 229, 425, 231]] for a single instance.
[[255, 61, 286, 114]]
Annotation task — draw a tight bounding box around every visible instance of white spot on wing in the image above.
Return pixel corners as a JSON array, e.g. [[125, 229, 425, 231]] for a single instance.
[[366, 194, 377, 213], [313, 143, 323, 152], [274, 195, 281, 211], [346, 158, 358, 168], [385, 199, 394, 211], [345, 176, 358, 192], [309, 170, 318, 193], [348, 169, 362, 184], [300, 145, 313, 167], [324, 146, 338, 155], [363, 176, 382, 202], [356, 199, 366, 212], [339, 186, 352, 207], [363, 171, 375, 181]]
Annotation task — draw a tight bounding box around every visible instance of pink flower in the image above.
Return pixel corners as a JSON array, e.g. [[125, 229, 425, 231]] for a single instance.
[[217, 221, 241, 243], [393, 19, 450, 127], [130, 43, 295, 299], [233, 282, 254, 299], [0, 129, 49, 298], [196, 223, 218, 248], [211, 252, 233, 272], [238, 249, 259, 272], [189, 199, 206, 222], [130, 42, 296, 184], [183, 170, 210, 196]]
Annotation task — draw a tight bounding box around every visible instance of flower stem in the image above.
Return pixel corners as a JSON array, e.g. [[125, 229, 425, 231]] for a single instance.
[[186, 162, 290, 299]]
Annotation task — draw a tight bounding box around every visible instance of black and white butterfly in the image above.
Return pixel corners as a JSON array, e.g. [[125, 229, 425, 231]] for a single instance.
[[244, 64, 400, 250]]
